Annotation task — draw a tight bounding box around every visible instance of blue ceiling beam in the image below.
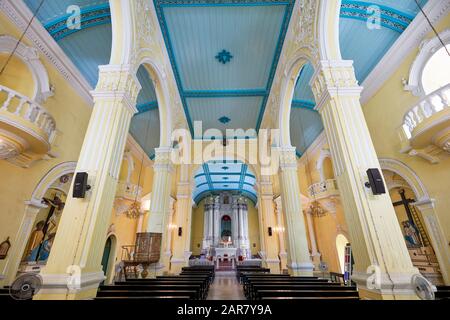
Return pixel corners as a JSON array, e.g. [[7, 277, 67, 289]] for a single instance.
[[292, 99, 316, 111], [184, 89, 267, 98], [136, 101, 159, 114]]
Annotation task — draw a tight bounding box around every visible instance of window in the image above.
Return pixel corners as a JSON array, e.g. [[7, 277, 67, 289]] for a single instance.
[[421, 45, 450, 95]]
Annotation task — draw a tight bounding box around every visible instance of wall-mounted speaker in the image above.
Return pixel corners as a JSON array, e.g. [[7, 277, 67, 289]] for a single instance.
[[365, 168, 386, 195], [268, 227, 273, 237], [178, 227, 182, 237], [73, 172, 91, 198]]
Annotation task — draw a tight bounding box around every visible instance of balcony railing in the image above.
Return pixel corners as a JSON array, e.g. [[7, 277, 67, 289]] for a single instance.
[[116, 181, 143, 201], [403, 84, 450, 138], [307, 179, 339, 200], [0, 85, 57, 142]]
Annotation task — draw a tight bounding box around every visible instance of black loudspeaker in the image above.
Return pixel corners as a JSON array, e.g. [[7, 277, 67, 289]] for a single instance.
[[178, 227, 182, 237], [366, 168, 386, 195], [268, 227, 273, 237], [73, 172, 91, 198]]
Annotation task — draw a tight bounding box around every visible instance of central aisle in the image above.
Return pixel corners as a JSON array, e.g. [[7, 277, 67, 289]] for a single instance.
[[207, 271, 246, 300]]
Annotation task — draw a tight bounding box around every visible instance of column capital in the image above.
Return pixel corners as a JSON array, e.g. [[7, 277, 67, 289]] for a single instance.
[[310, 60, 363, 112], [153, 147, 175, 172], [278, 147, 298, 170], [92, 64, 142, 114]]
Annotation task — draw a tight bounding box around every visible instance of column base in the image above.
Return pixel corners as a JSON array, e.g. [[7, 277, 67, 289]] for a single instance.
[[264, 259, 281, 274], [160, 251, 172, 273], [33, 271, 105, 300], [170, 252, 192, 274], [352, 271, 431, 300], [288, 262, 314, 276], [279, 252, 288, 272]]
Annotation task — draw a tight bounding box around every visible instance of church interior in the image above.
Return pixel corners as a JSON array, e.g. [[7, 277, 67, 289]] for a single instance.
[[0, 0, 449, 302]]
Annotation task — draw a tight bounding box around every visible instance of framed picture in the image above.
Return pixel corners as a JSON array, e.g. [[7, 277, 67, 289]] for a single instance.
[[0, 237, 11, 260]]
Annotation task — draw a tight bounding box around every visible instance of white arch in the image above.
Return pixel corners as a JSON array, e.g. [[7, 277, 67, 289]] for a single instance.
[[0, 35, 52, 103], [405, 28, 450, 97], [278, 53, 317, 147], [378, 158, 429, 202], [316, 148, 332, 181], [318, 0, 342, 61], [137, 56, 173, 147]]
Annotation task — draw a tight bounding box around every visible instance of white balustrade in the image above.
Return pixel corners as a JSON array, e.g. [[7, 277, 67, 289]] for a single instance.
[[0, 85, 56, 141], [403, 84, 450, 138], [307, 179, 339, 199], [116, 181, 143, 201]]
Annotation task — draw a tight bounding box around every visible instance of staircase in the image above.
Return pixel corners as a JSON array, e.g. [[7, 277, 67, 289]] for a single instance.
[[408, 246, 444, 286]]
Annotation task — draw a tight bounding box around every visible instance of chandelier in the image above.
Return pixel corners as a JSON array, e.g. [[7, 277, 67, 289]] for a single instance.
[[308, 201, 327, 218], [125, 201, 141, 219]]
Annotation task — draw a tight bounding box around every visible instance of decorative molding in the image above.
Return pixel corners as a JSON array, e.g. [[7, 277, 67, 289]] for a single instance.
[[0, 35, 53, 103], [360, 0, 450, 104], [379, 158, 430, 201], [0, 0, 94, 106], [215, 49, 233, 65]]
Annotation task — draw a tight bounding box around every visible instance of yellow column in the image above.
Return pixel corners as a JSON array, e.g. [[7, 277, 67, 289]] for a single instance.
[[311, 60, 421, 299], [146, 147, 174, 274], [256, 177, 280, 274], [34, 65, 141, 300], [274, 197, 288, 272], [278, 147, 314, 276], [171, 165, 193, 274]]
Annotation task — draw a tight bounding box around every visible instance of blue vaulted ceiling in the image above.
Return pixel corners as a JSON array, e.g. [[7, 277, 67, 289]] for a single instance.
[[24, 0, 161, 159], [154, 0, 295, 138], [193, 160, 257, 204], [291, 0, 428, 156]]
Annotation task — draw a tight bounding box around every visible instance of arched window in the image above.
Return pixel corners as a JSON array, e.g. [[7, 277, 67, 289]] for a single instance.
[[405, 29, 450, 97], [421, 45, 450, 95]]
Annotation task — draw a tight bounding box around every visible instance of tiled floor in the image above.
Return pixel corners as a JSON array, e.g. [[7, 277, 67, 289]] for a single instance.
[[207, 271, 246, 300]]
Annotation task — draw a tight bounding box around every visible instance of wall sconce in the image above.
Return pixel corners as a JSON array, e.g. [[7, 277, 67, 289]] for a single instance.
[[268, 227, 273, 237], [140, 199, 151, 212], [273, 226, 285, 233], [178, 227, 182, 237]]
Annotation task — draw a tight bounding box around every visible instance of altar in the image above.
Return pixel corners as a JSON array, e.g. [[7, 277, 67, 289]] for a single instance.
[[214, 247, 237, 259]]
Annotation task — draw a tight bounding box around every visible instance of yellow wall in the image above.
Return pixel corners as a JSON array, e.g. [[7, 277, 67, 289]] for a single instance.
[[0, 12, 92, 277], [108, 152, 154, 265], [362, 15, 450, 247], [190, 199, 205, 256], [247, 201, 261, 256], [297, 139, 350, 273], [0, 53, 35, 97]]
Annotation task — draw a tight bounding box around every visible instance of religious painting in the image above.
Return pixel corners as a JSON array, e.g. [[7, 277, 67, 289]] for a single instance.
[[221, 215, 232, 240], [22, 189, 67, 264], [402, 220, 422, 248]]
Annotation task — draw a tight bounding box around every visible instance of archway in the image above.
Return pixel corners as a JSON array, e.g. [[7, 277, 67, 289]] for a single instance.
[[383, 169, 445, 286], [335, 234, 349, 273], [220, 215, 232, 240], [2, 162, 76, 285], [101, 234, 117, 285]]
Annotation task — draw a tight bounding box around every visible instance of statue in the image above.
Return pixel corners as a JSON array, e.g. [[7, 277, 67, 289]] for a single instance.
[[402, 221, 421, 247], [23, 220, 45, 260]]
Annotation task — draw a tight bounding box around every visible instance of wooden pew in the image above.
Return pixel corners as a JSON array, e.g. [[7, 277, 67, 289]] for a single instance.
[[250, 284, 357, 300], [97, 289, 198, 299], [99, 284, 203, 300], [256, 289, 359, 300], [115, 279, 208, 299]]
